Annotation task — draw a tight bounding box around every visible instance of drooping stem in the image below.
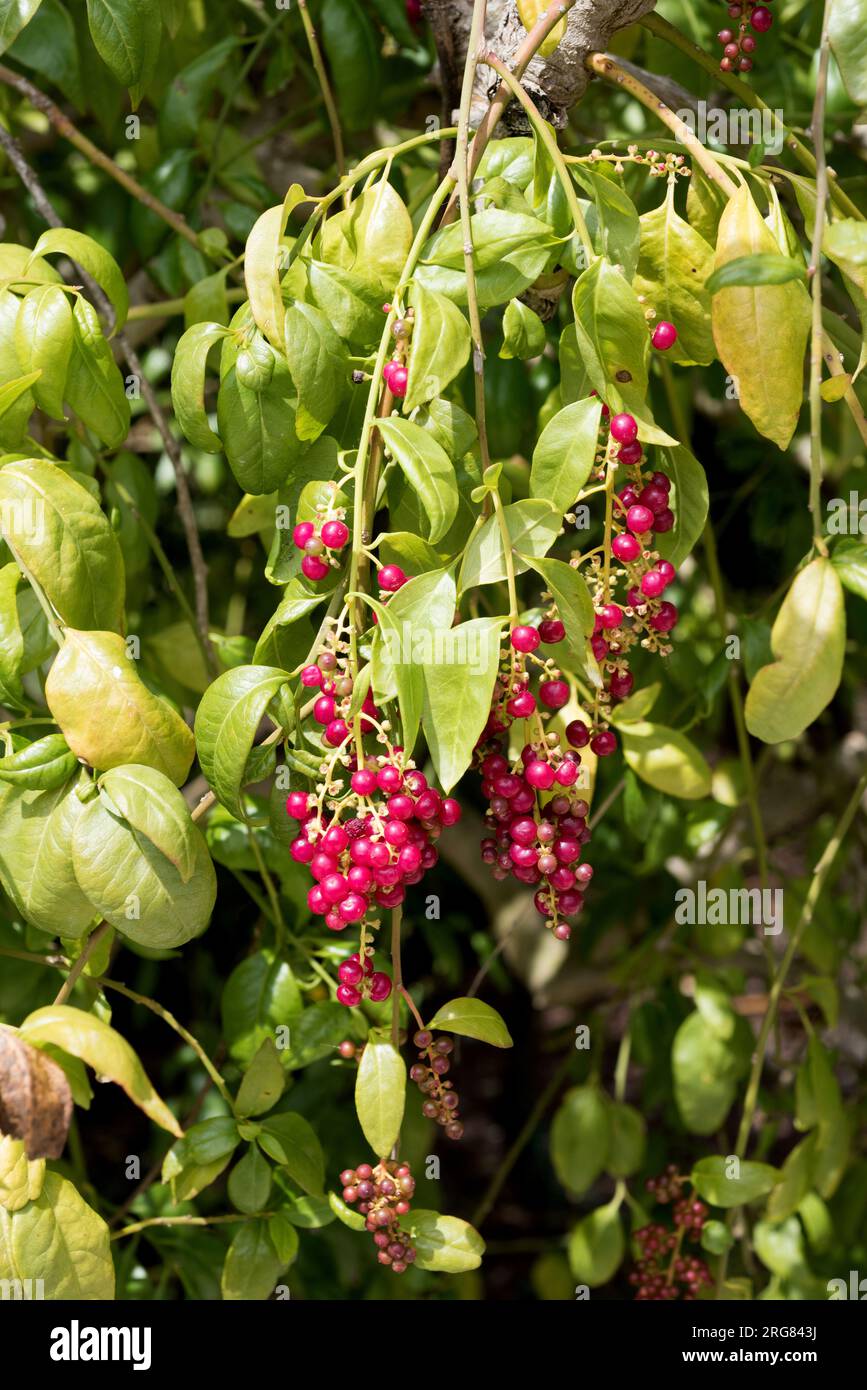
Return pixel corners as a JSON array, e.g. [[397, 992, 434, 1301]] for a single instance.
[[491, 490, 519, 624], [390, 904, 403, 1050], [585, 53, 739, 200], [249, 831, 287, 954], [297, 0, 348, 203], [640, 13, 864, 224], [807, 2, 832, 557], [457, 0, 492, 473]]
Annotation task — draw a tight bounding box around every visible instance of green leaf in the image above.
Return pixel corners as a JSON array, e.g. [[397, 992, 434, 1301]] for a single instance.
[[160, 36, 241, 147], [218, 358, 301, 494], [228, 1145, 272, 1214], [0, 370, 41, 423], [691, 1155, 779, 1206], [745, 559, 845, 743], [65, 297, 130, 447], [654, 445, 709, 568], [0, 457, 125, 632], [46, 629, 195, 785], [426, 997, 513, 1047], [319, 0, 381, 131], [0, 733, 77, 790], [422, 617, 503, 792], [268, 1210, 300, 1264], [0, 775, 95, 937], [753, 1216, 809, 1280], [460, 499, 560, 591], [376, 417, 458, 545], [71, 787, 216, 949], [221, 1219, 284, 1300], [13, 285, 73, 418], [620, 721, 712, 799], [550, 1086, 611, 1197], [0, 562, 25, 710], [355, 1036, 406, 1159], [258, 1112, 325, 1195], [235, 1038, 285, 1118], [672, 1012, 744, 1135], [568, 1201, 625, 1287], [829, 0, 867, 104], [823, 220, 867, 378], [244, 187, 306, 350], [711, 186, 810, 450], [29, 229, 128, 332], [329, 1189, 366, 1231], [633, 181, 715, 366], [570, 164, 640, 279], [318, 178, 412, 295], [283, 302, 348, 442], [605, 1102, 646, 1178], [701, 1220, 735, 1255], [529, 397, 602, 514], [85, 0, 161, 96], [0, 1171, 114, 1298], [405, 280, 471, 410], [194, 665, 287, 821], [0, 1135, 45, 1211], [307, 261, 383, 347], [417, 208, 557, 309], [500, 297, 546, 360], [705, 252, 807, 294], [399, 1210, 485, 1273], [21, 1004, 182, 1136], [766, 1134, 818, 1223], [572, 257, 649, 410], [171, 321, 228, 452], [0, 0, 43, 54]]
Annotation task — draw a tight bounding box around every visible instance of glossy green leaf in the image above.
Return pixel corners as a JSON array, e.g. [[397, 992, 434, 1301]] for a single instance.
[[620, 721, 712, 799], [221, 952, 303, 1069], [0, 0, 43, 54], [745, 559, 845, 743], [221, 1219, 284, 1300], [244, 187, 305, 350], [283, 302, 348, 443], [228, 1145, 272, 1214], [46, 630, 194, 785], [65, 296, 130, 447], [97, 764, 199, 881], [171, 321, 228, 452], [0, 733, 77, 790], [417, 208, 557, 309], [218, 358, 301, 494], [355, 1036, 405, 1159], [823, 220, 867, 378], [235, 1038, 285, 1118], [672, 1011, 744, 1135], [605, 1102, 646, 1178], [405, 280, 471, 410], [194, 665, 287, 821], [399, 1210, 485, 1273], [0, 457, 125, 632], [0, 563, 25, 710], [460, 499, 560, 591], [422, 617, 503, 792], [29, 228, 127, 332], [705, 252, 807, 295], [0, 1171, 114, 1299], [377, 417, 458, 545], [319, 0, 381, 131], [550, 1086, 611, 1197], [426, 997, 513, 1047], [318, 178, 412, 295], [258, 1112, 325, 1195], [529, 397, 602, 515], [0, 1136, 45, 1212], [572, 257, 649, 409], [0, 775, 94, 937], [21, 1005, 182, 1135], [691, 1155, 779, 1207], [307, 260, 383, 347], [85, 0, 161, 96], [500, 296, 546, 360], [654, 445, 709, 568], [829, 0, 867, 104], [766, 1134, 818, 1223], [633, 181, 715, 366], [71, 788, 216, 949], [13, 285, 73, 418], [568, 1201, 625, 1287]]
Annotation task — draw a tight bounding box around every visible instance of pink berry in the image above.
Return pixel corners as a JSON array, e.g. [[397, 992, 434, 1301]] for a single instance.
[[539, 679, 569, 710], [440, 798, 461, 826], [378, 564, 407, 592], [302, 554, 330, 581], [376, 764, 402, 793], [321, 519, 349, 549], [336, 984, 361, 1007], [369, 972, 392, 1002], [751, 6, 772, 32], [608, 669, 633, 699], [641, 570, 666, 598], [293, 521, 315, 549], [598, 603, 623, 629], [338, 957, 363, 985], [612, 533, 641, 562], [313, 694, 335, 725], [525, 759, 555, 790], [511, 625, 540, 653], [658, 561, 676, 586], [508, 691, 537, 718], [639, 484, 669, 514], [351, 769, 377, 795], [609, 413, 638, 444], [626, 504, 654, 535], [338, 893, 368, 923], [324, 718, 349, 746], [286, 791, 310, 819]]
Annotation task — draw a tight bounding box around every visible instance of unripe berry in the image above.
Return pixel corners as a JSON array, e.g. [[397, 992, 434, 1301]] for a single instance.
[[610, 412, 638, 444]]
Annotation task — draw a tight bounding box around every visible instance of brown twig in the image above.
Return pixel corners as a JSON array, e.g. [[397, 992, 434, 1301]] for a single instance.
[[0, 122, 217, 676]]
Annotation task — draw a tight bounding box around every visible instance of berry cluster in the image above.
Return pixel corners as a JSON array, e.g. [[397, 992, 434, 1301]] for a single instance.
[[628, 1167, 712, 1300], [409, 1030, 463, 1139], [292, 511, 350, 583], [718, 1, 773, 73], [298, 644, 377, 749], [336, 950, 392, 1007], [339, 1159, 417, 1273]]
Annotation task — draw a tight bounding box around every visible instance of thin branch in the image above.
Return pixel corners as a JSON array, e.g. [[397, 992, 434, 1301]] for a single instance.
[[0, 64, 207, 251], [0, 122, 218, 675], [457, 0, 492, 473], [53, 921, 111, 1005], [297, 0, 348, 203], [807, 3, 832, 557]]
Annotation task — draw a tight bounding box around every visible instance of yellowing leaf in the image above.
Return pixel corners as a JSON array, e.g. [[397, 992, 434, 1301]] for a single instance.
[[46, 629, 195, 785], [0, 1170, 114, 1299], [245, 186, 306, 350], [620, 721, 712, 799], [745, 558, 845, 743], [711, 185, 810, 449]]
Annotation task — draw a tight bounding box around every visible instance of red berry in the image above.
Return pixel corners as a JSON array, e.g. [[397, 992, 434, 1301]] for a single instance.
[[369, 972, 392, 1002], [511, 625, 540, 653], [525, 759, 555, 790], [618, 440, 643, 466], [302, 554, 330, 582], [598, 603, 623, 629], [751, 6, 772, 32], [539, 679, 569, 710], [378, 564, 407, 592], [650, 601, 678, 633], [612, 533, 641, 562], [641, 569, 666, 598], [610, 412, 638, 444], [591, 730, 618, 756], [336, 984, 361, 1007], [324, 718, 349, 746], [293, 521, 315, 549], [565, 720, 590, 748], [321, 519, 349, 549], [538, 618, 565, 644], [741, 33, 756, 52], [717, 27, 734, 43], [286, 791, 310, 819], [652, 507, 675, 533], [651, 321, 678, 351], [351, 768, 377, 795], [626, 504, 655, 535]]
